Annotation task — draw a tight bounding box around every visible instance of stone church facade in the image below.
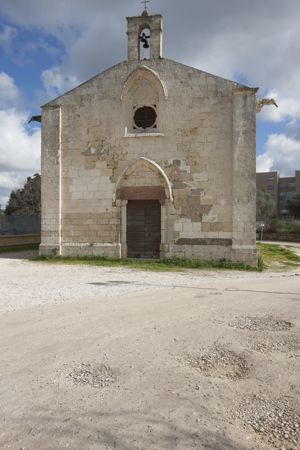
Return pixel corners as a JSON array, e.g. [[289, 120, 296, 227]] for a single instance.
[[40, 10, 257, 264]]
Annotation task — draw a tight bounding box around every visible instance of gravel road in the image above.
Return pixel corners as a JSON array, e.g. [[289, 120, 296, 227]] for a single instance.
[[1, 249, 299, 315], [0, 250, 300, 449]]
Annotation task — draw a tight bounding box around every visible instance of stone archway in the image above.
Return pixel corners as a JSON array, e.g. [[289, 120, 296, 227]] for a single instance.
[[113, 157, 173, 205], [113, 157, 173, 258]]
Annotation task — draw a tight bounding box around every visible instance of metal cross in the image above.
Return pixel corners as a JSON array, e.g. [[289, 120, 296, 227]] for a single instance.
[[141, 0, 150, 10]]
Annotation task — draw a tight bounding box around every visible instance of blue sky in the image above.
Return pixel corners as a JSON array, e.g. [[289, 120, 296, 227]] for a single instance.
[[0, 0, 300, 207]]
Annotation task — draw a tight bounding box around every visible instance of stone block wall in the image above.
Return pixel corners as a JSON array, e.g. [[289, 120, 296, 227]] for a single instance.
[[40, 58, 257, 264]]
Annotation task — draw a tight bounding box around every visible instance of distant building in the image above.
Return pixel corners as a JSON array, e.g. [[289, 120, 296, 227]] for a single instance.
[[256, 171, 300, 216]]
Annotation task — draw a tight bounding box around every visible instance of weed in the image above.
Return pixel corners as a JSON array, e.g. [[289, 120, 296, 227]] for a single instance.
[[257, 243, 300, 271]]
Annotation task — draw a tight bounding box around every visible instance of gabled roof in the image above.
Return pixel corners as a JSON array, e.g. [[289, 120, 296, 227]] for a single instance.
[[42, 58, 258, 108]]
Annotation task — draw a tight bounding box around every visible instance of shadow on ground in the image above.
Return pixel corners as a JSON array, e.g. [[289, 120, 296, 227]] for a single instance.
[[0, 249, 39, 259], [4, 407, 251, 450]]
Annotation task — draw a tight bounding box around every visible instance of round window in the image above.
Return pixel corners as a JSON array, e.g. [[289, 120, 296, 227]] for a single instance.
[[134, 106, 157, 129]]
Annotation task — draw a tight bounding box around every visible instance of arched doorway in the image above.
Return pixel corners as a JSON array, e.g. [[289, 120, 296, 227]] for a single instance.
[[113, 157, 173, 259]]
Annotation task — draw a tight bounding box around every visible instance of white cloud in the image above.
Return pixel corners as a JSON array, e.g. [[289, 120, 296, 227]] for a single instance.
[[0, 0, 300, 188], [0, 106, 40, 205], [0, 172, 18, 189], [41, 67, 79, 98], [0, 72, 40, 205], [2, 0, 299, 111], [0, 108, 40, 172], [257, 91, 300, 123], [0, 0, 130, 31], [0, 66, 40, 206], [0, 72, 20, 108], [0, 24, 17, 52], [257, 133, 300, 176]]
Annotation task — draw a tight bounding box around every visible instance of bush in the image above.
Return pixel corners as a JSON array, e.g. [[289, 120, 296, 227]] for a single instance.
[[256, 189, 276, 226], [286, 194, 300, 218], [5, 173, 41, 216], [269, 219, 300, 234]]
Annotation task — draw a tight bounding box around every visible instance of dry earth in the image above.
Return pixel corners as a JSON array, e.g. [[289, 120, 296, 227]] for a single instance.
[[0, 248, 300, 450]]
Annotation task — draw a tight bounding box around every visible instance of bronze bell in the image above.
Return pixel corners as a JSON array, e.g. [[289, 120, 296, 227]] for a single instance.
[[143, 41, 149, 49]]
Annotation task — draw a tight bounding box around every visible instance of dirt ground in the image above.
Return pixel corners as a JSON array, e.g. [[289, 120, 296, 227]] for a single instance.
[[0, 249, 300, 450]]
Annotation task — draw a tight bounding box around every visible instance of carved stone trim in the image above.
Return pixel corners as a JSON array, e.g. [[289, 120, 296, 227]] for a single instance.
[[121, 65, 168, 100]]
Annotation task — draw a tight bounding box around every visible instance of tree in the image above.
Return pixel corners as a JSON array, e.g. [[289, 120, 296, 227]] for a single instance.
[[286, 194, 300, 218], [256, 189, 276, 225], [5, 173, 41, 216]]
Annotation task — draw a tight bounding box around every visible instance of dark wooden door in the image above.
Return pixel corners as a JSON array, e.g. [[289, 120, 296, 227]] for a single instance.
[[127, 200, 161, 259]]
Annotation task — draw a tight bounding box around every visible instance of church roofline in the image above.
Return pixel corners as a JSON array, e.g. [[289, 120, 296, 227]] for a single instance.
[[162, 58, 258, 92], [234, 86, 259, 94], [41, 57, 258, 109], [41, 60, 127, 109]]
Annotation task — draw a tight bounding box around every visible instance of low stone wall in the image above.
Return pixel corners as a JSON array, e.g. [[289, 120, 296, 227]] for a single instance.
[[262, 233, 300, 243], [0, 234, 41, 247]]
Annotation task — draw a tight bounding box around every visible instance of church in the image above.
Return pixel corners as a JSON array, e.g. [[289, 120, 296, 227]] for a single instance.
[[40, 8, 257, 265]]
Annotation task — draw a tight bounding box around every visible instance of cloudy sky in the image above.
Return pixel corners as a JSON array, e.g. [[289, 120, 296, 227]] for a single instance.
[[0, 0, 299, 207]]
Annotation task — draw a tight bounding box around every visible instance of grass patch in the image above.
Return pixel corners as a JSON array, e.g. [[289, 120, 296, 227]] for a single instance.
[[257, 243, 300, 271], [3, 243, 299, 273], [0, 244, 39, 254], [35, 254, 259, 272]]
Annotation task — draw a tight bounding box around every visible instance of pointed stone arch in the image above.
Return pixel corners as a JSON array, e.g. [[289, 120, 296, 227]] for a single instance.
[[121, 66, 168, 100], [113, 157, 173, 205]]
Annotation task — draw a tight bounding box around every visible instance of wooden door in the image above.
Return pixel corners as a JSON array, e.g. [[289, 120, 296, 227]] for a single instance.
[[127, 200, 161, 259]]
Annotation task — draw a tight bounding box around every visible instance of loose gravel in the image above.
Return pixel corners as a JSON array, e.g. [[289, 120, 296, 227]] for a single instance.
[[66, 362, 116, 388], [2, 251, 298, 315], [0, 256, 257, 315], [184, 347, 249, 379], [250, 336, 300, 355], [232, 395, 300, 449], [229, 315, 293, 332], [1, 250, 300, 450]]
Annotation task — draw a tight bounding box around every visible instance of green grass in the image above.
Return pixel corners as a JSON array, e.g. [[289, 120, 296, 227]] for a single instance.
[[35, 254, 260, 272], [2, 242, 299, 273], [257, 242, 300, 271], [0, 243, 39, 254]]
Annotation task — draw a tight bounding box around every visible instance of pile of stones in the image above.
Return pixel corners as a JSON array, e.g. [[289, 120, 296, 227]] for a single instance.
[[67, 362, 116, 388], [232, 395, 300, 449], [228, 316, 292, 332], [184, 347, 249, 379], [252, 337, 299, 355]]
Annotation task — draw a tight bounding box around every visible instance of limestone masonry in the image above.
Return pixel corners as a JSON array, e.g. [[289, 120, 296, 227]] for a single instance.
[[40, 10, 258, 264]]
